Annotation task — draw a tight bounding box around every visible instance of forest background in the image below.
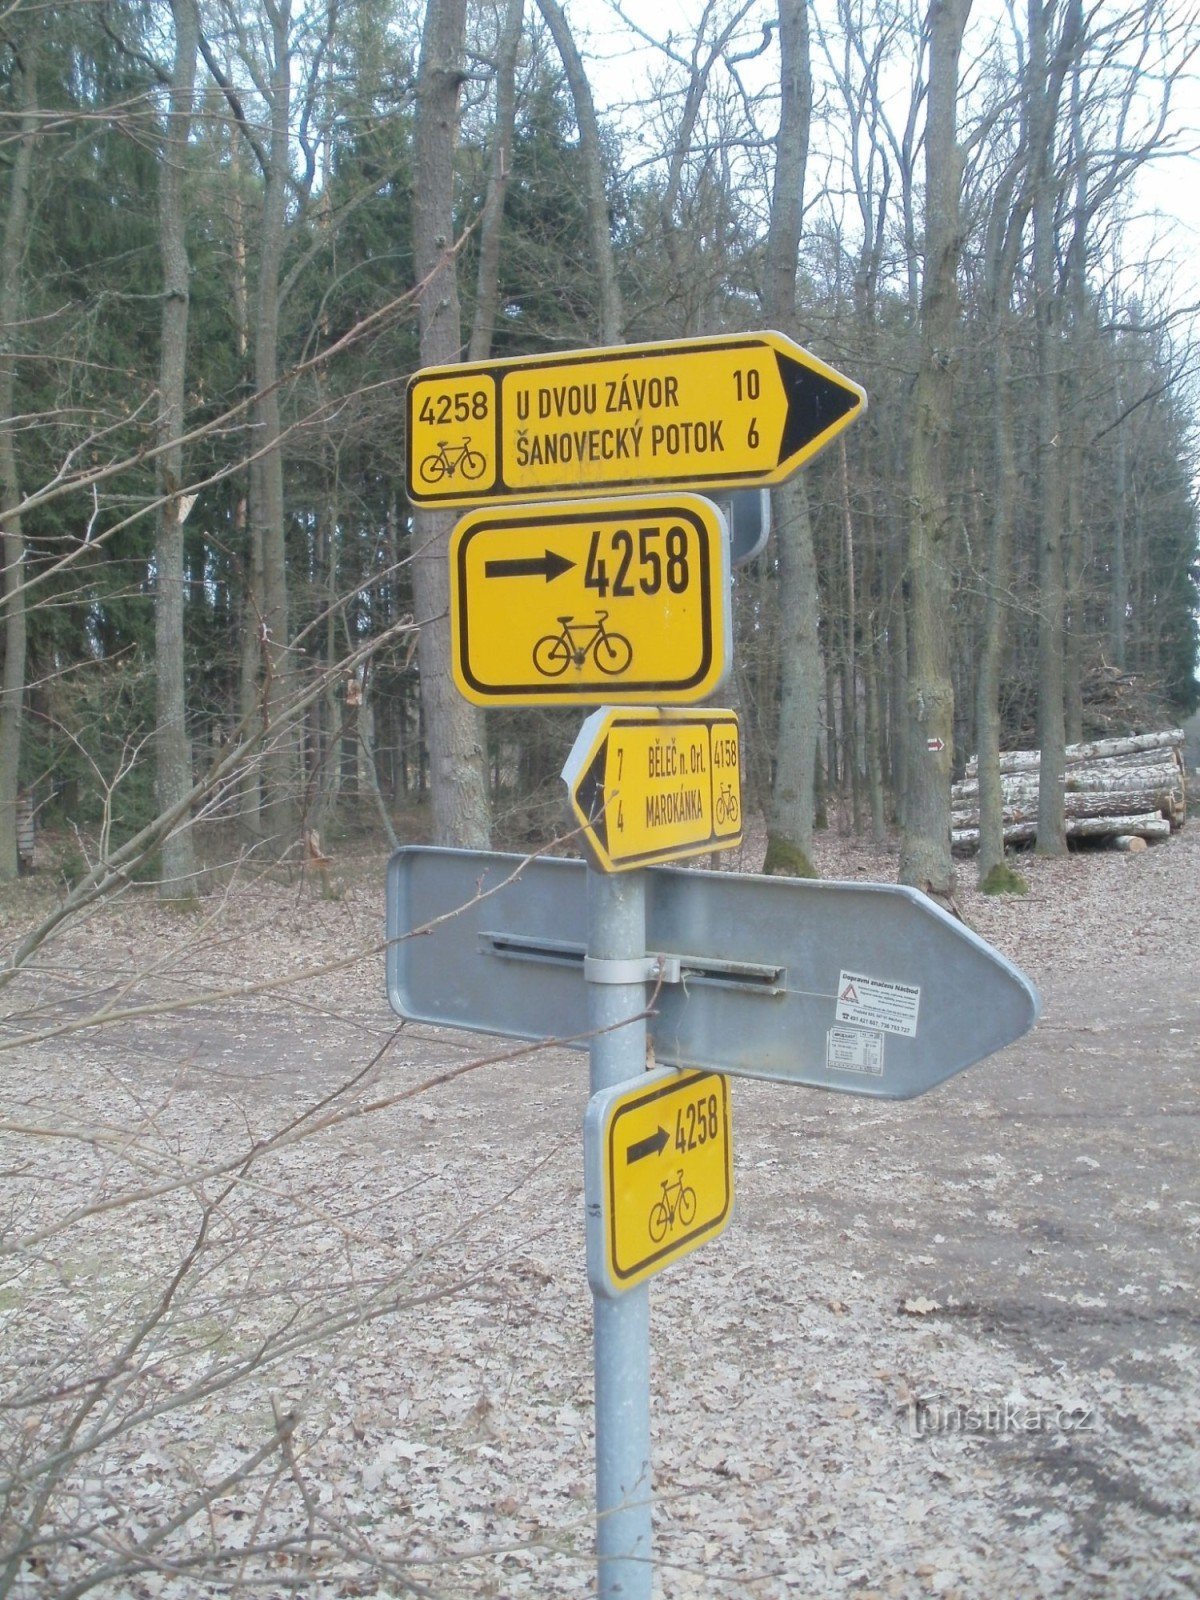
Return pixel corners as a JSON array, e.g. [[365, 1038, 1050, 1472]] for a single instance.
[[0, 0, 1198, 911]]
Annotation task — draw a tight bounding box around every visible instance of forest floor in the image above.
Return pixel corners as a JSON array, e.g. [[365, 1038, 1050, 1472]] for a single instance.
[[0, 813, 1197, 1599]]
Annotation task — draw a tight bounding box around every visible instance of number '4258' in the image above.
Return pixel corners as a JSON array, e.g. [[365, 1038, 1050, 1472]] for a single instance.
[[675, 1093, 719, 1152], [585, 525, 690, 598], [417, 389, 489, 425]]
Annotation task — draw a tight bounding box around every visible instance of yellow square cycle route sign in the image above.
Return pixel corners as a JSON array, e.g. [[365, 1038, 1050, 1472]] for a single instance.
[[584, 1068, 733, 1298], [448, 494, 730, 707]]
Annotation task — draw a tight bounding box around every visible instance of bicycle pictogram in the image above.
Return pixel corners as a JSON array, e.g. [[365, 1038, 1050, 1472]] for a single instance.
[[418, 436, 487, 484], [714, 781, 740, 827], [647, 1169, 697, 1243], [532, 611, 634, 678]]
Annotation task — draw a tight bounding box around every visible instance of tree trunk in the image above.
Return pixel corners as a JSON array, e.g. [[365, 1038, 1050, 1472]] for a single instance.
[[468, 0, 523, 362], [839, 439, 861, 831], [254, 0, 299, 853], [358, 680, 398, 850], [824, 636, 838, 796], [1030, 0, 1078, 856], [898, 0, 971, 896], [1062, 25, 1091, 752], [411, 0, 491, 849], [973, 72, 1037, 885], [763, 0, 820, 879], [1063, 470, 1084, 747], [0, 30, 37, 883], [237, 493, 264, 829], [318, 486, 343, 828], [223, 132, 260, 832], [955, 787, 1181, 824], [734, 556, 776, 828], [1110, 380, 1128, 670], [154, 0, 200, 897], [954, 811, 1170, 847], [535, 0, 623, 343], [888, 506, 909, 827], [963, 736, 1185, 775], [766, 478, 822, 875], [864, 617, 886, 844], [975, 335, 1013, 883]]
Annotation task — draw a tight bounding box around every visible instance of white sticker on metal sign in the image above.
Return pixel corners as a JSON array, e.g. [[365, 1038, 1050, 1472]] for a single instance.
[[835, 971, 921, 1037], [826, 1027, 884, 1077]]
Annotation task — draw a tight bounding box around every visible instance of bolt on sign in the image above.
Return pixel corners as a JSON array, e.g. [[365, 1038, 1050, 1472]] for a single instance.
[[448, 495, 731, 707], [406, 330, 866, 508], [584, 1068, 733, 1298], [563, 707, 742, 872]]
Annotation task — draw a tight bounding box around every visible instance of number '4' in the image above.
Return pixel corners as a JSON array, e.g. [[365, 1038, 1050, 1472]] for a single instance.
[[585, 530, 608, 597]]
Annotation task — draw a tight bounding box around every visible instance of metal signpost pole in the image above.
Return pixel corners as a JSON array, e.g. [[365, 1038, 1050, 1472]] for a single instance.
[[586, 866, 653, 1600], [395, 328, 886, 1596]]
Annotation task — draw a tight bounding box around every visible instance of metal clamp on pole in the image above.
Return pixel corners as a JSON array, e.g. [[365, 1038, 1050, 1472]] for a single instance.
[[583, 953, 682, 986]]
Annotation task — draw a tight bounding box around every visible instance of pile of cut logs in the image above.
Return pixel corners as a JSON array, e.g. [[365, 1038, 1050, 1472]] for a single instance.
[[952, 729, 1187, 852]]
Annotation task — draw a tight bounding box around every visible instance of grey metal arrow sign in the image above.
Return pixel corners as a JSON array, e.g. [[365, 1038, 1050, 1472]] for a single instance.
[[386, 849, 1039, 1099]]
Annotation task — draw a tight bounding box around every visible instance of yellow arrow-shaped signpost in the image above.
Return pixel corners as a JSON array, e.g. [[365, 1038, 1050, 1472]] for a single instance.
[[563, 706, 743, 871], [406, 330, 866, 508]]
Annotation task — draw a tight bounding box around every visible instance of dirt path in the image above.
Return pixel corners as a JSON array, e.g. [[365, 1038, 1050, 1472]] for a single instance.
[[1, 825, 1196, 1597]]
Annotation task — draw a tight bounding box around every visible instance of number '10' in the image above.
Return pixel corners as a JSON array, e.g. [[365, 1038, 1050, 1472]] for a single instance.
[[733, 368, 761, 400]]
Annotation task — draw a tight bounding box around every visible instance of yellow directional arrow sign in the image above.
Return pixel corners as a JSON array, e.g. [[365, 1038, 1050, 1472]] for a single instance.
[[448, 495, 730, 707], [406, 330, 865, 508], [584, 1068, 733, 1297], [563, 707, 742, 871]]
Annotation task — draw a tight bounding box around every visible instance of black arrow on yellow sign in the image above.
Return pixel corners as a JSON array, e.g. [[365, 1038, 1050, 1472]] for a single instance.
[[776, 348, 861, 469], [626, 1126, 669, 1164], [483, 550, 575, 582], [575, 742, 609, 850]]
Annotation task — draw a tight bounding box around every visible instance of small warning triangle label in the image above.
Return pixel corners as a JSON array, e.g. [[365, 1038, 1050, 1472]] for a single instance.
[[839, 980, 859, 1004]]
